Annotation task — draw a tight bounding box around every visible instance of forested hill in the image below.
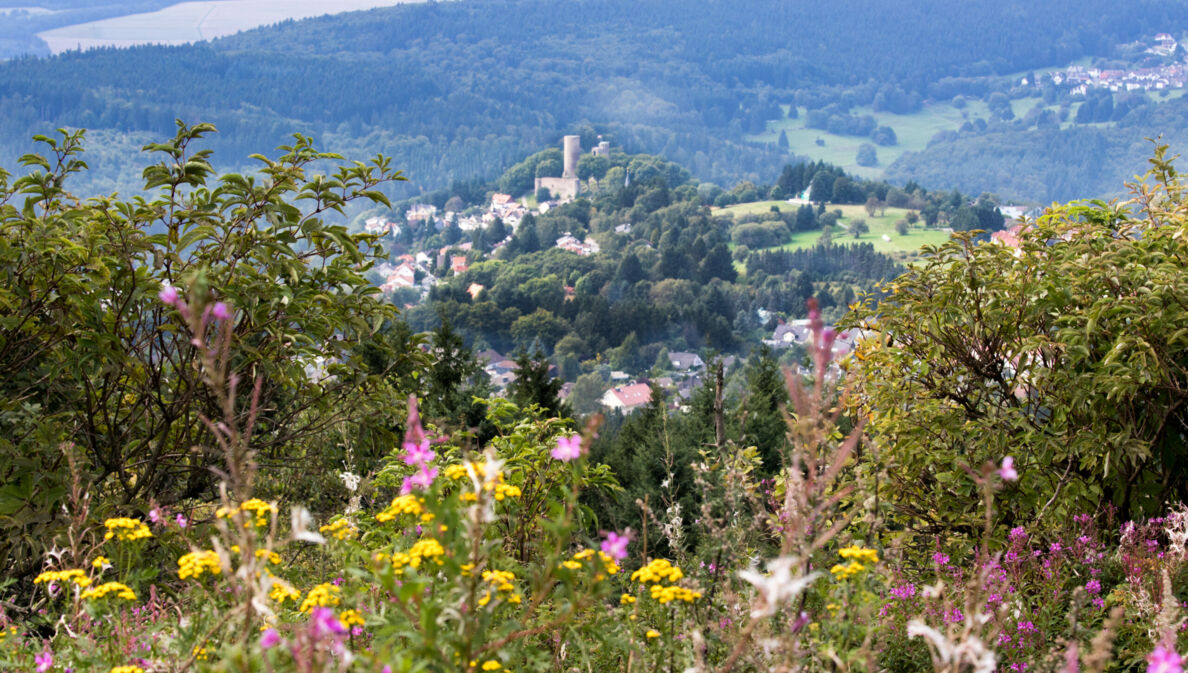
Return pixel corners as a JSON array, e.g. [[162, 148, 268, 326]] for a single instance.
[[1, 0, 1186, 198]]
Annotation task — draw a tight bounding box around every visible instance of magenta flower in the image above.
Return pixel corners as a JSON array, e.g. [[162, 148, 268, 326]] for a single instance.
[[402, 438, 436, 467], [551, 434, 583, 461], [932, 552, 950, 566], [211, 301, 232, 320], [158, 284, 180, 306], [401, 464, 439, 495], [600, 530, 631, 562], [1148, 645, 1184, 673], [35, 651, 53, 673], [260, 628, 281, 650], [148, 508, 160, 524], [176, 513, 188, 528], [309, 607, 346, 640], [404, 395, 426, 447], [999, 456, 1019, 481]]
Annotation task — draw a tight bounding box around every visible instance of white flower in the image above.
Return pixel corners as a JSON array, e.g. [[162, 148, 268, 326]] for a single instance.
[[737, 556, 820, 618], [290, 506, 326, 545], [907, 620, 996, 673]]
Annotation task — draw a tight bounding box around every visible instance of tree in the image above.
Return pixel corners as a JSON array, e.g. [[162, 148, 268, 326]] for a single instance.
[[777, 129, 789, 149], [741, 346, 791, 472], [856, 143, 878, 167], [508, 349, 570, 418], [894, 219, 909, 235], [848, 217, 869, 238], [424, 319, 490, 436], [570, 372, 607, 416], [864, 195, 880, 217], [0, 124, 417, 581], [848, 153, 1188, 535]]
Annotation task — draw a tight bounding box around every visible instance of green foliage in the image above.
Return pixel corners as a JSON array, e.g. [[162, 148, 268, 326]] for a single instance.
[[0, 123, 416, 583], [848, 151, 1188, 535]]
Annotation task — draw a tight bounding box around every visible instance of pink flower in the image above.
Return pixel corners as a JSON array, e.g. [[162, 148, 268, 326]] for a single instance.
[[600, 530, 631, 562], [1148, 645, 1184, 673], [404, 396, 425, 447], [402, 438, 435, 467], [176, 513, 188, 528], [401, 464, 438, 494], [551, 435, 583, 461], [148, 508, 160, 524], [158, 284, 180, 306], [932, 552, 950, 566], [309, 607, 346, 640], [260, 628, 281, 650], [35, 651, 53, 673], [211, 302, 231, 320], [999, 456, 1019, 481]]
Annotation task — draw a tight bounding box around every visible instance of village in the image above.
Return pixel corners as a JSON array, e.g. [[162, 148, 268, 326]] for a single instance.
[[1056, 33, 1188, 94]]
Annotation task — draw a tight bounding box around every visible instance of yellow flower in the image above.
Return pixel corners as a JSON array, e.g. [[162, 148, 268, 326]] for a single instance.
[[493, 484, 521, 501], [192, 646, 209, 661], [110, 667, 146, 673], [319, 518, 359, 541], [178, 550, 222, 580], [376, 495, 423, 522], [648, 584, 702, 604], [104, 517, 152, 541], [92, 556, 110, 570], [620, 593, 636, 605], [409, 538, 446, 565], [81, 581, 137, 601], [560, 560, 582, 570], [269, 580, 301, 604], [646, 629, 661, 639], [482, 661, 502, 671], [298, 583, 341, 613], [338, 609, 365, 628], [838, 545, 879, 564], [631, 559, 684, 584], [34, 569, 91, 588], [481, 569, 516, 592], [829, 561, 866, 580]]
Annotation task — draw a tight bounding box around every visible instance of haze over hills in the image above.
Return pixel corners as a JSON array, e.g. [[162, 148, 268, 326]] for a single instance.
[[1, 0, 1188, 201]]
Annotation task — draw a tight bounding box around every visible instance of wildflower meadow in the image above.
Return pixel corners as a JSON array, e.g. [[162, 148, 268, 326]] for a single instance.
[[2, 126, 1188, 673]]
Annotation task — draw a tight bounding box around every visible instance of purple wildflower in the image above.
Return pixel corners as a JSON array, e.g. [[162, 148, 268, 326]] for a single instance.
[[402, 438, 435, 467], [932, 552, 950, 566], [260, 629, 281, 650], [999, 456, 1018, 481], [158, 284, 179, 306], [551, 434, 583, 461], [1086, 579, 1101, 595], [600, 530, 631, 562], [176, 513, 188, 528], [1148, 645, 1184, 673], [309, 607, 346, 640], [890, 583, 917, 600], [35, 651, 53, 673], [211, 301, 231, 321]]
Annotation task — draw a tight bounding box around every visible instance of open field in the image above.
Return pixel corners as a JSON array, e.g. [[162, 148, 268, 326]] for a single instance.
[[749, 90, 1188, 180], [37, 0, 427, 53], [714, 200, 952, 255]]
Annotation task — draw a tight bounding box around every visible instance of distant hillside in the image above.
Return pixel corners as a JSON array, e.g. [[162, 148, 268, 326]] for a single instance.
[[0, 0, 1186, 199]]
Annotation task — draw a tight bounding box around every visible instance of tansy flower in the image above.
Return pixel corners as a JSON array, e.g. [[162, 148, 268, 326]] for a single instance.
[[81, 582, 137, 601], [299, 583, 341, 613], [34, 569, 91, 588], [481, 661, 502, 671], [178, 551, 222, 580], [646, 630, 661, 639], [92, 556, 111, 570], [104, 518, 152, 541]]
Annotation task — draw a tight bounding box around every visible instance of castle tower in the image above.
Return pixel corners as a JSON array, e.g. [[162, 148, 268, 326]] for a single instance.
[[562, 135, 581, 178]]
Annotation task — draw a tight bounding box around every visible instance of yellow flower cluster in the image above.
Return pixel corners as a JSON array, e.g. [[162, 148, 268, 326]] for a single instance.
[[831, 545, 878, 580], [648, 584, 702, 604], [491, 483, 522, 501], [444, 461, 491, 481], [110, 667, 145, 673], [104, 518, 152, 541], [270, 580, 301, 606], [216, 499, 277, 527], [81, 581, 137, 601], [645, 629, 661, 639], [34, 569, 91, 588], [298, 583, 341, 613], [620, 593, 636, 605], [376, 495, 423, 522], [838, 545, 879, 564], [377, 538, 446, 573], [92, 556, 110, 569], [338, 609, 365, 628], [320, 518, 359, 541], [481, 661, 502, 671], [270, 580, 301, 604], [477, 569, 522, 607], [830, 562, 866, 579], [192, 646, 209, 661], [631, 559, 684, 584], [572, 548, 620, 575], [178, 551, 222, 580]]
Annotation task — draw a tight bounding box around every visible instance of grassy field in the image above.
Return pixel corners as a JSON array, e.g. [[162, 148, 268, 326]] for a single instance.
[[37, 0, 425, 53], [749, 90, 1188, 180], [714, 200, 951, 255]]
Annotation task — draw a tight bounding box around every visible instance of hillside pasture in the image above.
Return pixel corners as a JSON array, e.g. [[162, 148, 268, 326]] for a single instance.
[[36, 0, 427, 53], [715, 200, 951, 255]]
